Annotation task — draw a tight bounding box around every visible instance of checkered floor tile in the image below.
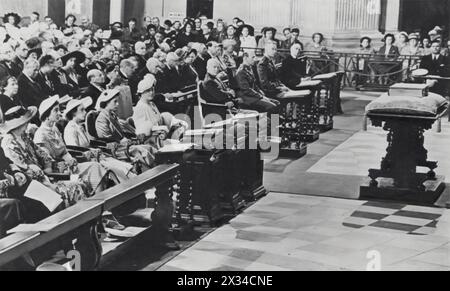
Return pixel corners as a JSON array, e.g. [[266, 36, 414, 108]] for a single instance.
[[307, 121, 450, 182], [159, 193, 450, 271], [343, 201, 444, 235]]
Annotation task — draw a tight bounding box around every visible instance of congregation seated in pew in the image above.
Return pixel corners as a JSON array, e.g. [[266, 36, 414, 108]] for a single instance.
[[235, 52, 280, 113], [132, 74, 188, 147], [257, 42, 308, 99], [95, 88, 156, 168]]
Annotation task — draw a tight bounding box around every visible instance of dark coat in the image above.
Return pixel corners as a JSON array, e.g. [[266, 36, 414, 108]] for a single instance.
[[176, 33, 197, 48], [203, 73, 234, 104], [420, 54, 450, 77], [280, 55, 308, 89], [257, 56, 283, 97], [35, 72, 59, 97], [235, 64, 264, 105], [81, 84, 104, 110], [193, 55, 209, 81], [377, 45, 400, 58], [0, 61, 21, 79], [180, 64, 199, 88], [0, 94, 20, 114], [17, 73, 48, 108]]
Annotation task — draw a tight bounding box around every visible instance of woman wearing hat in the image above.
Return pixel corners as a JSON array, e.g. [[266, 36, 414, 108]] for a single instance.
[[3, 13, 22, 41], [222, 39, 239, 81], [95, 89, 156, 168], [224, 25, 241, 53], [0, 141, 52, 238], [133, 75, 188, 147], [239, 24, 257, 55], [0, 75, 21, 115], [377, 33, 400, 58], [1, 106, 89, 208], [376, 33, 400, 85], [397, 31, 409, 54], [306, 33, 328, 52], [61, 51, 86, 97], [401, 33, 423, 56], [352, 37, 376, 86], [258, 27, 279, 50], [63, 97, 135, 181], [33, 96, 113, 195]]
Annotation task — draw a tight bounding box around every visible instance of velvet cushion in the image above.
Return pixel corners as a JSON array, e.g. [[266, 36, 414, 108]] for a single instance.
[[366, 93, 448, 117]]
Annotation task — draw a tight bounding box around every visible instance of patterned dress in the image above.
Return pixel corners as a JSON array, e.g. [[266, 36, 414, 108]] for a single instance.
[[1, 133, 89, 208], [34, 124, 111, 193]]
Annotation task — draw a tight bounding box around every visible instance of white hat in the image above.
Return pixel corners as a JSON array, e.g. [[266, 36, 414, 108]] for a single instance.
[[137, 74, 157, 94], [64, 97, 93, 119], [0, 106, 37, 134], [59, 95, 73, 105], [95, 89, 120, 110], [39, 95, 60, 120]]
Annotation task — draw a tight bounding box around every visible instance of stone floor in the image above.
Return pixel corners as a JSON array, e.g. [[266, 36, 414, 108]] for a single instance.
[[159, 193, 450, 271], [104, 90, 450, 271]]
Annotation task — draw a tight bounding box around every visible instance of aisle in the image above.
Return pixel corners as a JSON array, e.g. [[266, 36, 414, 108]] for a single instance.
[[159, 193, 450, 271]]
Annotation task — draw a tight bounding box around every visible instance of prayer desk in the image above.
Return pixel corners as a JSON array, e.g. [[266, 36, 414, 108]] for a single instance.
[[277, 89, 317, 158], [312, 72, 344, 132], [360, 111, 447, 205]]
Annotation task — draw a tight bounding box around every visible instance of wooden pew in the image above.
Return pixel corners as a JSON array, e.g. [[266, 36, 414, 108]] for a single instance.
[[0, 163, 179, 271]]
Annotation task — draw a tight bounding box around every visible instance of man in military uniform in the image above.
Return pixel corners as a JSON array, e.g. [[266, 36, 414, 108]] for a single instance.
[[236, 52, 279, 113], [257, 42, 304, 99]]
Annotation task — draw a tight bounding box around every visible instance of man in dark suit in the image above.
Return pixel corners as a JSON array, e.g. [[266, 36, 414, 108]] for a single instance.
[[203, 58, 239, 108], [13, 42, 29, 73], [163, 52, 184, 92], [280, 28, 304, 50], [420, 40, 450, 96], [258, 42, 310, 100], [81, 69, 105, 110], [118, 59, 140, 104], [280, 43, 308, 89], [0, 44, 22, 79], [236, 52, 279, 113], [17, 59, 48, 110], [35, 55, 60, 97], [193, 51, 209, 81], [133, 41, 148, 74]]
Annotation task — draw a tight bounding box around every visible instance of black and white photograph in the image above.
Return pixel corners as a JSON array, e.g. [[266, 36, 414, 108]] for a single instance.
[[0, 0, 449, 274]]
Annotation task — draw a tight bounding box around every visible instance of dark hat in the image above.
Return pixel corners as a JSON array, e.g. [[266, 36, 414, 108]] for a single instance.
[[3, 13, 21, 26], [111, 22, 123, 29], [61, 51, 86, 65], [263, 27, 277, 35], [383, 33, 396, 43], [27, 48, 43, 59], [360, 36, 372, 43], [312, 32, 324, 41], [239, 24, 255, 36]]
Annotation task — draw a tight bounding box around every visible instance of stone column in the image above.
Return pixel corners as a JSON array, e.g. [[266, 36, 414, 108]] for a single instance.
[[110, 0, 124, 23], [384, 0, 401, 33], [331, 0, 383, 49]]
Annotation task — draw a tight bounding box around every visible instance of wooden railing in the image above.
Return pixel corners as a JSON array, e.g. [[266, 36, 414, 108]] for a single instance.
[[0, 163, 179, 271], [241, 47, 423, 90]]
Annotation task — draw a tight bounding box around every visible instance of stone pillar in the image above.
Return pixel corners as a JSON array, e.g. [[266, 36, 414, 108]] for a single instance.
[[384, 0, 401, 33], [331, 0, 383, 50], [110, 0, 124, 23]]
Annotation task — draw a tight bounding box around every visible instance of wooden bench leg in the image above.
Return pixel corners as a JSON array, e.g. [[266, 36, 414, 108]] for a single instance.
[[152, 179, 178, 248], [72, 220, 102, 271]]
